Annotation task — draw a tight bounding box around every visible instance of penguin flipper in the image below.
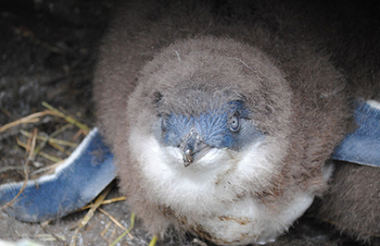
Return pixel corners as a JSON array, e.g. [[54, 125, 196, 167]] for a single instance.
[[333, 100, 380, 167], [0, 128, 116, 222]]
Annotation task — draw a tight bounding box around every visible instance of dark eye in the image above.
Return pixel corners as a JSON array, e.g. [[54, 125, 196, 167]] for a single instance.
[[229, 114, 241, 132]]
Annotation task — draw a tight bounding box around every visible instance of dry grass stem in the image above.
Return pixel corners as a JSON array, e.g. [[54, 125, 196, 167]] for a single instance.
[[0, 129, 38, 210], [37, 152, 63, 163], [47, 141, 66, 153], [0, 166, 24, 173], [35, 123, 77, 155], [79, 185, 113, 229], [148, 235, 158, 246], [20, 129, 77, 157], [28, 128, 38, 160], [20, 129, 78, 146], [98, 207, 133, 239], [98, 208, 127, 231], [81, 197, 126, 210], [110, 226, 117, 245], [1, 108, 11, 117], [72, 128, 87, 141], [109, 213, 135, 246], [42, 102, 90, 134], [17, 138, 63, 163], [50, 123, 74, 135], [0, 110, 60, 133], [41, 220, 52, 227], [101, 221, 112, 237], [30, 160, 65, 177], [35, 234, 62, 242], [70, 184, 113, 246]]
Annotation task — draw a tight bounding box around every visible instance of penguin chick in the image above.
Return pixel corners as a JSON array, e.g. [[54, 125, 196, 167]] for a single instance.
[[94, 1, 350, 245]]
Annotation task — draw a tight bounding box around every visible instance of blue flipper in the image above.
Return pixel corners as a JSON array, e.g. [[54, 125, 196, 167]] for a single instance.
[[0, 128, 116, 222], [333, 100, 380, 167]]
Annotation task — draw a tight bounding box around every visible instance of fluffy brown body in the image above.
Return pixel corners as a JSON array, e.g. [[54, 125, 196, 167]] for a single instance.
[[276, 1, 380, 242], [260, 0, 380, 242], [93, 0, 379, 244]]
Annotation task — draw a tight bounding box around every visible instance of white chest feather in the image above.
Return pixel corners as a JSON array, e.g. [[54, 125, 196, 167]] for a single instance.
[[128, 129, 315, 245]]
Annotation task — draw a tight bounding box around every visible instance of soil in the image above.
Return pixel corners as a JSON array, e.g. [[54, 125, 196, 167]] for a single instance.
[[0, 1, 376, 246]]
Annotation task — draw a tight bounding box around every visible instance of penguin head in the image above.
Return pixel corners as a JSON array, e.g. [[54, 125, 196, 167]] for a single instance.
[[126, 37, 293, 194]]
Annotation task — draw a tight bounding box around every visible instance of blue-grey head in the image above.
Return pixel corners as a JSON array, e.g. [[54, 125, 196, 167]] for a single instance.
[[154, 94, 264, 167]]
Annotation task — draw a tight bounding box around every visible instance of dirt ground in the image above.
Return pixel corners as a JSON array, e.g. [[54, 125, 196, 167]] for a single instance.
[[0, 1, 377, 245]]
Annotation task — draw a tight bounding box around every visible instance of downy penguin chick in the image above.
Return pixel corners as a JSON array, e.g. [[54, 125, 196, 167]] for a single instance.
[[94, 1, 350, 245]]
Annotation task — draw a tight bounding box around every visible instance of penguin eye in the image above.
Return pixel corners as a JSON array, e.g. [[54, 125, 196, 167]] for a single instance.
[[229, 113, 241, 132]]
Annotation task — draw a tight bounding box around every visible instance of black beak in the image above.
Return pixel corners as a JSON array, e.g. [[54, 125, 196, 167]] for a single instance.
[[179, 128, 209, 167]]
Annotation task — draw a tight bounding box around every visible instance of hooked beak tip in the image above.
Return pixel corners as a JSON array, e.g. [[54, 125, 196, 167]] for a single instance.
[[183, 149, 193, 167]]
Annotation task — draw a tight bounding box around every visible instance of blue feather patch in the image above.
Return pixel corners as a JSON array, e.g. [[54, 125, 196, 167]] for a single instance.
[[332, 100, 380, 167], [0, 128, 116, 222], [161, 100, 261, 150]]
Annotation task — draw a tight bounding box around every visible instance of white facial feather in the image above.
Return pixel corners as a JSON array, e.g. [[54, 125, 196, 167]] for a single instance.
[[129, 128, 236, 214], [128, 127, 317, 244]]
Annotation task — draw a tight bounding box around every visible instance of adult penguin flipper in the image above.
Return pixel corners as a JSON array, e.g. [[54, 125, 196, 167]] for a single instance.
[[332, 100, 380, 168], [0, 128, 116, 222]]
